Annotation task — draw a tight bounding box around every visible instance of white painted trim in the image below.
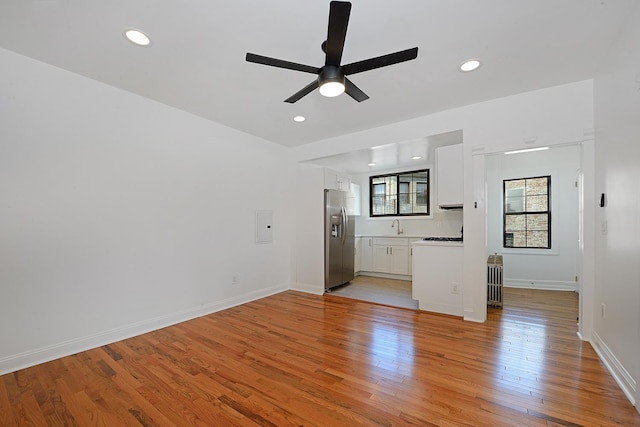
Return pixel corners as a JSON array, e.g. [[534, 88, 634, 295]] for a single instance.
[[504, 280, 577, 292], [356, 272, 412, 281], [463, 308, 483, 323], [577, 139, 595, 341], [290, 281, 324, 295], [590, 331, 637, 406], [0, 283, 288, 376], [419, 301, 463, 317]]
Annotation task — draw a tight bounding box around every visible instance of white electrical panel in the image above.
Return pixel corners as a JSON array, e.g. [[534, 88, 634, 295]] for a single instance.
[[255, 210, 273, 244]]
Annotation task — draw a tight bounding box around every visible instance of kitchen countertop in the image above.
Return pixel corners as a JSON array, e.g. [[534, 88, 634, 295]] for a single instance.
[[355, 234, 426, 239], [413, 240, 463, 247]]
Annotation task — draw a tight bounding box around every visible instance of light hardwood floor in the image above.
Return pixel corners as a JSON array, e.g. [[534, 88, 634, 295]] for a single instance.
[[1, 287, 638, 426]]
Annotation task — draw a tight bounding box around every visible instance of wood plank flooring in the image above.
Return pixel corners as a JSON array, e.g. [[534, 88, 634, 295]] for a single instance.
[[1, 288, 638, 426]]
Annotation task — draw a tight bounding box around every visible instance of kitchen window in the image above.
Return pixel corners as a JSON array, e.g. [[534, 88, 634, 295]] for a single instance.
[[370, 169, 429, 216], [503, 176, 551, 249]]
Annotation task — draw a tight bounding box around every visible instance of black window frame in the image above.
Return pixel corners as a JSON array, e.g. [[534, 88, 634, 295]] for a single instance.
[[503, 175, 551, 249], [369, 169, 430, 217]]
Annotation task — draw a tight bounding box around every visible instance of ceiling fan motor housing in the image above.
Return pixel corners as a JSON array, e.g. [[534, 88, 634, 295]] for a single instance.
[[319, 66, 345, 86]]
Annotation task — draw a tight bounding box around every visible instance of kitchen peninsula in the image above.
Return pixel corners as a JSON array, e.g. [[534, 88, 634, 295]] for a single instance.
[[412, 239, 463, 316]]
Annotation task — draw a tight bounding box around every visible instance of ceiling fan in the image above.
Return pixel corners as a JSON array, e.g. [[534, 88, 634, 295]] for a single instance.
[[245, 1, 418, 103]]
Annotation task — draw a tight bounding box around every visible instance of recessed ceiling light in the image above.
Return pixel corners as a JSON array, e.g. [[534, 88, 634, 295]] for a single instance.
[[411, 156, 423, 160], [124, 29, 151, 46], [293, 115, 306, 122], [459, 59, 481, 72], [367, 163, 376, 167]]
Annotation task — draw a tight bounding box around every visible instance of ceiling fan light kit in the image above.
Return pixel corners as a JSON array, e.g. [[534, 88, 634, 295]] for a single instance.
[[246, 1, 418, 103], [318, 66, 346, 97]]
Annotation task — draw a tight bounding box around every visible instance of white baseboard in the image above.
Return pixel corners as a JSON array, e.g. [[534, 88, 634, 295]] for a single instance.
[[590, 331, 636, 406], [419, 301, 463, 318], [504, 279, 577, 291], [463, 307, 483, 323], [0, 283, 288, 376], [289, 281, 324, 295], [357, 271, 411, 281]]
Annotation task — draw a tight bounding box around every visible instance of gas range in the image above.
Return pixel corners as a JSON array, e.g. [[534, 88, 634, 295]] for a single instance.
[[422, 236, 463, 242]]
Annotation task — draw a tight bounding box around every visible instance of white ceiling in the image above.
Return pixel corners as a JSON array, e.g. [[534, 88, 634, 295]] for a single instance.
[[0, 0, 636, 150], [305, 130, 463, 175]]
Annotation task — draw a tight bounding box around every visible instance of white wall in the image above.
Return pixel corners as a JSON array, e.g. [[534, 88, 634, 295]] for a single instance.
[[291, 164, 325, 294], [0, 48, 292, 374], [291, 79, 594, 324], [592, 5, 640, 408], [486, 145, 580, 291]]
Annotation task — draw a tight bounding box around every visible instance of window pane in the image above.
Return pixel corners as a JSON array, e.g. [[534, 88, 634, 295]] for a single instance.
[[505, 196, 524, 213], [416, 182, 428, 205], [526, 195, 547, 212], [372, 183, 386, 215], [398, 178, 411, 213], [526, 177, 548, 196], [505, 180, 525, 195], [526, 213, 548, 231], [412, 204, 428, 214], [505, 231, 527, 247], [370, 170, 429, 216], [527, 231, 548, 248], [505, 215, 525, 232]]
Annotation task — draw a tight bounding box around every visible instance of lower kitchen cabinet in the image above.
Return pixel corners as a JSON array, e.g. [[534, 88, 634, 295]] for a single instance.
[[371, 238, 409, 275], [354, 237, 361, 273], [360, 237, 373, 271]]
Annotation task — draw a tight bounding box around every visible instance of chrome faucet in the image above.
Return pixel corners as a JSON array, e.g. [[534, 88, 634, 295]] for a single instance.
[[391, 219, 403, 235]]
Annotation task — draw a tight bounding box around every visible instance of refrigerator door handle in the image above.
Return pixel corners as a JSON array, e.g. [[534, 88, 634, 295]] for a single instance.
[[341, 207, 347, 244]]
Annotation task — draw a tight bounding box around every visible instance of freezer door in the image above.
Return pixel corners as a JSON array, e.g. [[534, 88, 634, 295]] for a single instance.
[[341, 210, 355, 284]]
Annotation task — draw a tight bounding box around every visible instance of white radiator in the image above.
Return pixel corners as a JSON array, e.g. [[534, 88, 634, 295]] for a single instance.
[[487, 254, 503, 308]]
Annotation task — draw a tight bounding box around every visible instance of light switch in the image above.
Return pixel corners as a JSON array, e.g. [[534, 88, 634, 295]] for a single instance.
[[601, 220, 608, 235]]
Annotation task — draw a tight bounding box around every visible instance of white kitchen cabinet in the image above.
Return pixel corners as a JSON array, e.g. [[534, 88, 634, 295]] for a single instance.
[[436, 143, 463, 208], [354, 237, 361, 273], [371, 238, 409, 275], [408, 238, 423, 275], [360, 237, 373, 271], [346, 183, 361, 216], [324, 168, 351, 191]]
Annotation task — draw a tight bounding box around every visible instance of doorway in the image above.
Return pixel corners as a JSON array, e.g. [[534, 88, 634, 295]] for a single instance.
[[483, 143, 586, 331]]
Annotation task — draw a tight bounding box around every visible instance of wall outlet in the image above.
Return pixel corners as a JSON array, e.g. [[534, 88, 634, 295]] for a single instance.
[[232, 275, 238, 285], [451, 283, 459, 294], [601, 303, 606, 319]]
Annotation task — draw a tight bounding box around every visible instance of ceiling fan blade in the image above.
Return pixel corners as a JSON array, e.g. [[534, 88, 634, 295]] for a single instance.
[[246, 53, 320, 74], [344, 77, 369, 102], [324, 1, 351, 66], [284, 80, 320, 103], [342, 47, 418, 75]]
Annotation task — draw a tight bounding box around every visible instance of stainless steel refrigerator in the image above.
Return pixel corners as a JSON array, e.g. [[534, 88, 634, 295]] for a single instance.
[[324, 189, 355, 291]]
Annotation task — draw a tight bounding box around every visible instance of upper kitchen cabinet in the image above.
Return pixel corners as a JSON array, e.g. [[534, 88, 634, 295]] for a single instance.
[[436, 144, 463, 208], [324, 168, 351, 191]]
